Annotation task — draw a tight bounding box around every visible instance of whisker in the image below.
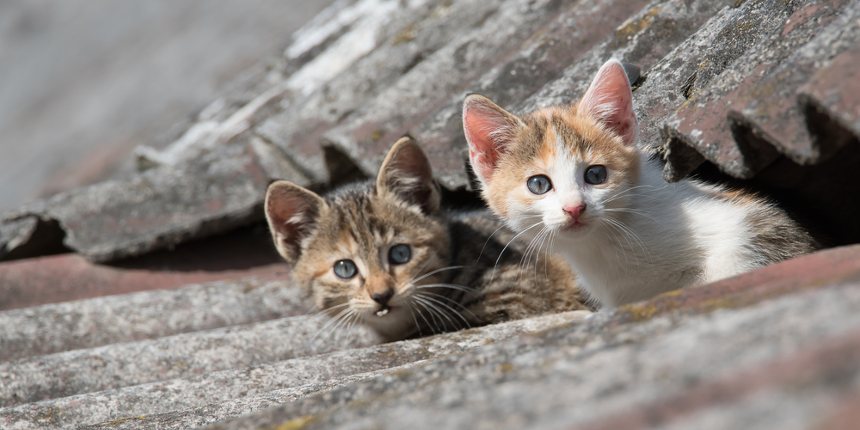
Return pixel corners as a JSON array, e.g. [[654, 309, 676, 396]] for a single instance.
[[494, 221, 544, 279], [604, 208, 663, 225], [412, 265, 465, 284], [411, 296, 442, 335], [605, 217, 653, 265], [414, 283, 477, 294], [413, 294, 455, 332], [414, 292, 471, 329], [477, 224, 509, 262], [601, 220, 629, 267], [518, 225, 549, 281], [407, 305, 423, 338], [414, 293, 464, 331], [601, 184, 663, 204], [543, 228, 556, 280], [534, 225, 554, 280], [305, 306, 353, 354], [416, 291, 478, 323], [410, 295, 436, 334]]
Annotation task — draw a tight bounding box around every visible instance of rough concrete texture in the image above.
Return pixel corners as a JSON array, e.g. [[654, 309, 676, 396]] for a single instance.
[[0, 310, 376, 408], [82, 364, 414, 430], [0, 278, 306, 362], [797, 40, 860, 147], [1, 311, 589, 429], [201, 247, 860, 430], [0, 139, 304, 263], [732, 0, 860, 166], [661, 0, 854, 179], [321, 0, 574, 182], [517, 0, 737, 150], [141, 0, 444, 173], [410, 0, 654, 188], [5, 0, 856, 263], [133, 0, 362, 160], [257, 0, 501, 182]]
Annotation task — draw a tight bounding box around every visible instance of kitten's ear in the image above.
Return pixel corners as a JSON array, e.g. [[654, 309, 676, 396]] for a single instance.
[[579, 59, 639, 146], [462, 94, 524, 183], [376, 136, 441, 215], [265, 181, 327, 263]]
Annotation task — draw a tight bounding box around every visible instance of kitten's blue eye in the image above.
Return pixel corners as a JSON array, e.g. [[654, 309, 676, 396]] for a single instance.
[[584, 165, 607, 185], [389, 244, 411, 264], [333, 260, 358, 279], [527, 175, 552, 195]]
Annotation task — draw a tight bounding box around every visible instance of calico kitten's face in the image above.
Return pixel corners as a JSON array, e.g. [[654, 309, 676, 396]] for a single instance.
[[464, 59, 640, 240], [265, 137, 449, 340]]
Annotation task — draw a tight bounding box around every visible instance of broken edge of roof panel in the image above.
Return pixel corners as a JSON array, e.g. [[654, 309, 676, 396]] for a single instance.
[[0, 137, 305, 263]]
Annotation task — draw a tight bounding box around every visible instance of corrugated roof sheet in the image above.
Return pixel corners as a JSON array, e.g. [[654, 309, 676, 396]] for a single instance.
[[1, 0, 860, 428]]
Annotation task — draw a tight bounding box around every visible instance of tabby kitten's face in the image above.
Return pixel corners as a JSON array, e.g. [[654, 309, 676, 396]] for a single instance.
[[265, 137, 451, 340], [463, 60, 640, 240]]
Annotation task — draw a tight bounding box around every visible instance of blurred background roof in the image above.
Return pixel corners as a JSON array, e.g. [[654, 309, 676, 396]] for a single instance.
[[0, 0, 336, 213]]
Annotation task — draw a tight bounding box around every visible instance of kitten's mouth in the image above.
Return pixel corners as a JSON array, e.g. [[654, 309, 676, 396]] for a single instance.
[[563, 219, 587, 230], [375, 306, 392, 317]]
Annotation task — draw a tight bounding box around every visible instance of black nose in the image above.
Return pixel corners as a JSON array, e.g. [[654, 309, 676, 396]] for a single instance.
[[371, 289, 394, 305]]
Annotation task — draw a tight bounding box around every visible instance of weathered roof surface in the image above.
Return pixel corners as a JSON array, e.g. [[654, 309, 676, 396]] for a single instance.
[[662, 0, 858, 180], [0, 138, 304, 263], [0, 224, 287, 311], [2, 0, 860, 428], [198, 245, 860, 430], [320, 0, 579, 184], [256, 0, 503, 182]]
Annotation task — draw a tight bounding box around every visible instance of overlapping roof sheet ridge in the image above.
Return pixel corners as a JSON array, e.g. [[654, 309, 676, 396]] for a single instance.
[[661, 0, 860, 181]]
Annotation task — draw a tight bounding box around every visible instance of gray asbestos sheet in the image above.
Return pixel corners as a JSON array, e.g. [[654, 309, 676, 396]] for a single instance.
[[256, 0, 500, 182], [411, 0, 654, 188], [322, 0, 573, 184], [2, 311, 591, 430], [0, 312, 378, 408], [146, 0, 446, 174], [0, 278, 311, 363], [0, 141, 298, 263], [517, 0, 737, 148]]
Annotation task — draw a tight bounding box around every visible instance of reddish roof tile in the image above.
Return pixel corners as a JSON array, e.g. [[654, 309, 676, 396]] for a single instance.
[[0, 225, 287, 311], [798, 44, 860, 143], [661, 0, 852, 180], [613, 243, 860, 324]]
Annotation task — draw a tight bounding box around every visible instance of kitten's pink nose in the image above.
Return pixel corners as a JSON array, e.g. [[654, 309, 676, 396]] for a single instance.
[[563, 204, 587, 222]]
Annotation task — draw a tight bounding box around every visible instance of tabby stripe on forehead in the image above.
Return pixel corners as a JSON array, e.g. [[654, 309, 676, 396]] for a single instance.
[[516, 115, 548, 160], [550, 115, 584, 153]]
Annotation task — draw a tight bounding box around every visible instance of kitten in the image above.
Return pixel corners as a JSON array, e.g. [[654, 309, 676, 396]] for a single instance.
[[265, 136, 589, 341], [462, 59, 817, 309]]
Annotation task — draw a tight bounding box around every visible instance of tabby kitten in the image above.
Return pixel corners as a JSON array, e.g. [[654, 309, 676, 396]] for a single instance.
[[265, 136, 589, 341], [463, 59, 816, 309]]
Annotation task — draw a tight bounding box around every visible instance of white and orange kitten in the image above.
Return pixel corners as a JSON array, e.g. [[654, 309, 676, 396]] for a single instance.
[[463, 59, 816, 308]]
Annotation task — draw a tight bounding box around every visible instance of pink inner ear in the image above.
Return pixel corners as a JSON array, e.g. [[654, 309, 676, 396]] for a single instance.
[[268, 191, 298, 226], [464, 110, 498, 155], [463, 105, 508, 180], [267, 187, 317, 236], [580, 61, 639, 146]]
